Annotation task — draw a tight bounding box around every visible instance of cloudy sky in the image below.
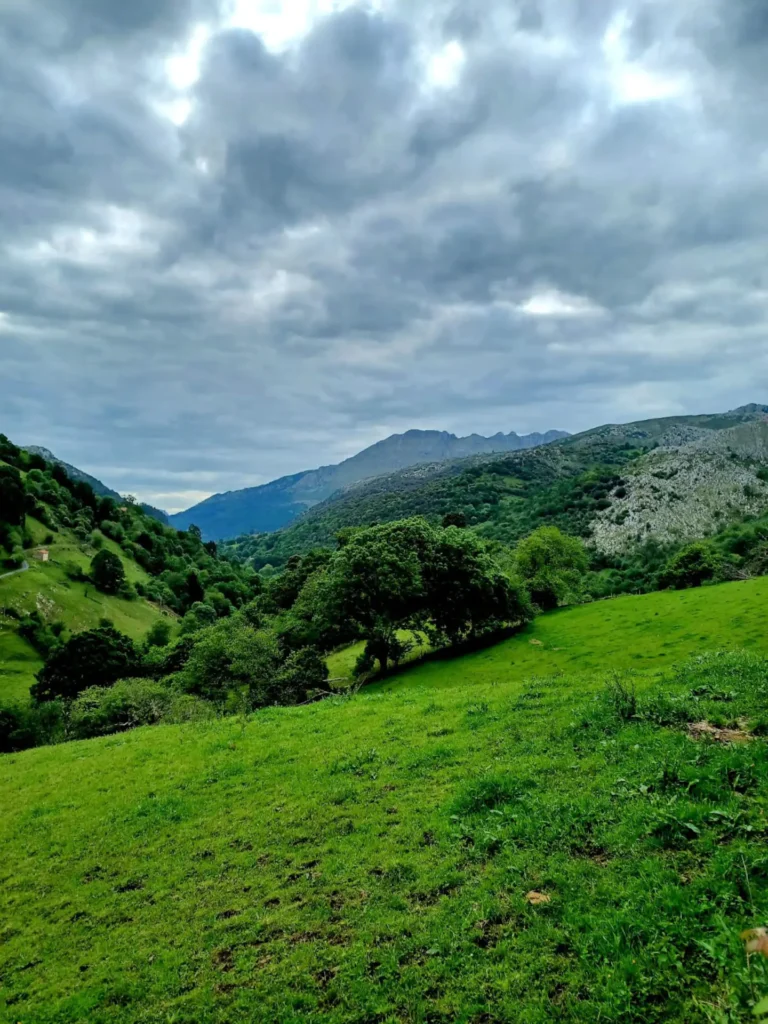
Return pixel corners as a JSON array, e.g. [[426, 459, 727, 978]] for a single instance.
[[2, 0, 768, 511]]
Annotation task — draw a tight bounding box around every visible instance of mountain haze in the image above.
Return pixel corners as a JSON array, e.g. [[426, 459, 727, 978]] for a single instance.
[[170, 428, 568, 540]]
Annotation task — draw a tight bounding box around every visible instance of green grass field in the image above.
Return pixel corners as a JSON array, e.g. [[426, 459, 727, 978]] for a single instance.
[[2, 579, 768, 1022], [0, 518, 172, 701], [329, 576, 768, 688]]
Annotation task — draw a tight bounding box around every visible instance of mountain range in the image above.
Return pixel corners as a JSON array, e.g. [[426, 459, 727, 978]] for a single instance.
[[222, 404, 768, 569], [169, 428, 569, 540]]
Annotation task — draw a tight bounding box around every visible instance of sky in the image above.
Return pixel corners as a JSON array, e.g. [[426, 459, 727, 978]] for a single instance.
[[2, 0, 768, 512]]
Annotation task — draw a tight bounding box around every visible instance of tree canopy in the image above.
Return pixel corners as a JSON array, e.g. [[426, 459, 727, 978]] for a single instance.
[[31, 625, 138, 703], [90, 549, 127, 595]]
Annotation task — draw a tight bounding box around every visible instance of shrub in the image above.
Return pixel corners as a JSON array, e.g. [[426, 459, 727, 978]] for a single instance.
[[182, 618, 280, 704], [658, 543, 723, 590], [63, 560, 88, 582], [179, 601, 217, 635], [263, 646, 329, 707], [18, 611, 64, 657], [69, 679, 180, 738], [144, 619, 172, 649], [514, 526, 589, 611], [0, 699, 66, 752]]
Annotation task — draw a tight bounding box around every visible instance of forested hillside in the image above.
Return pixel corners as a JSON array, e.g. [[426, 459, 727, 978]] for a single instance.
[[0, 433, 261, 714]]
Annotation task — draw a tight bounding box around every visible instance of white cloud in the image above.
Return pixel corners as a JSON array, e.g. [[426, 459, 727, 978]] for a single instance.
[[424, 40, 465, 91], [9, 206, 160, 267], [602, 10, 690, 106], [517, 289, 606, 318]]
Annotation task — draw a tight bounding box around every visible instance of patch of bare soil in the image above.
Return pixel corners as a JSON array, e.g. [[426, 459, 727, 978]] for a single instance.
[[687, 720, 752, 744]]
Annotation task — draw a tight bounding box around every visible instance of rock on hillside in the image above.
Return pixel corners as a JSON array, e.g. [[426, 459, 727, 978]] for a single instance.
[[591, 421, 768, 553]]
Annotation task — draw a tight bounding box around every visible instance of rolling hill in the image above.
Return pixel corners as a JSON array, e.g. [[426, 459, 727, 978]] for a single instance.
[[170, 427, 568, 540], [3, 576, 768, 1022], [225, 405, 768, 569]]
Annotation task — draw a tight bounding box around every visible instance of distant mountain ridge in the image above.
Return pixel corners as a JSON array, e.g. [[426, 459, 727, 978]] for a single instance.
[[170, 428, 569, 540], [222, 404, 768, 568]]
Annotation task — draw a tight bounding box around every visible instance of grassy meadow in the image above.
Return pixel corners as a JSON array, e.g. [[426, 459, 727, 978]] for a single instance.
[[2, 577, 768, 1021]]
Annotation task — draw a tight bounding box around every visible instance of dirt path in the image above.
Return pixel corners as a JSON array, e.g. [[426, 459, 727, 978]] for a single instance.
[[0, 560, 29, 581]]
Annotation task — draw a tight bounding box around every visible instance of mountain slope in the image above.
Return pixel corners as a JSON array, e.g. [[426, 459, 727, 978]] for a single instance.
[[225, 405, 768, 568], [0, 516, 167, 701], [24, 446, 169, 523], [25, 446, 121, 499], [170, 428, 568, 540]]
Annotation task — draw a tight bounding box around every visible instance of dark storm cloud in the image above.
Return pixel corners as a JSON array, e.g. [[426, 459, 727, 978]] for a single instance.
[[1, 0, 768, 510]]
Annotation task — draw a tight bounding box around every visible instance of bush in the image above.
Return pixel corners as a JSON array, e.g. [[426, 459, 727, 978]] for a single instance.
[[144, 619, 172, 649], [63, 560, 88, 582], [18, 611, 64, 657], [0, 699, 66, 752], [179, 601, 217, 635], [262, 647, 329, 707], [514, 526, 589, 611], [69, 679, 180, 739], [658, 543, 723, 590], [181, 618, 280, 703]]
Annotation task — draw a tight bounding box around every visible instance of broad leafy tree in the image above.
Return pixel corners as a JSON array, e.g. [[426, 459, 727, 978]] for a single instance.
[[90, 549, 127, 595], [32, 625, 137, 702], [425, 527, 531, 645], [514, 526, 588, 611]]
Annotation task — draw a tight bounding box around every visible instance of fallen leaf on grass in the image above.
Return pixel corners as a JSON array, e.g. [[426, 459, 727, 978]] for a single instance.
[[525, 891, 551, 905], [742, 928, 768, 957]]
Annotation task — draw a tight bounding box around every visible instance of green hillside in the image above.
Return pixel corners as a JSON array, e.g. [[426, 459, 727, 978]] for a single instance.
[[0, 434, 262, 711], [0, 517, 168, 701], [3, 578, 768, 1023]]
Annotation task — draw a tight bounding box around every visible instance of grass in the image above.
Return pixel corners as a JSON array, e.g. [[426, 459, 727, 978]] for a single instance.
[[329, 576, 768, 688], [3, 578, 768, 1021], [0, 518, 172, 701]]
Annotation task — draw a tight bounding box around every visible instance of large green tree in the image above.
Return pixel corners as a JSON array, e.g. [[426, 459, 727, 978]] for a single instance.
[[314, 518, 434, 672], [32, 626, 137, 702], [514, 526, 588, 611], [90, 549, 127, 595], [424, 527, 532, 645]]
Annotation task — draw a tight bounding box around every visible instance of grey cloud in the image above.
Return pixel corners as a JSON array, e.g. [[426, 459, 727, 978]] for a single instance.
[[2, 0, 768, 510]]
